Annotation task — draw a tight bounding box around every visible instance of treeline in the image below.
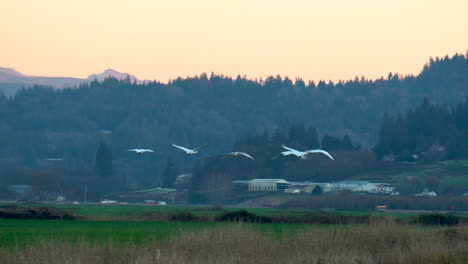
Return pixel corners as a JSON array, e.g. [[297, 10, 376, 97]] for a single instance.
[[0, 53, 467, 188], [374, 99, 468, 160], [235, 124, 359, 151]]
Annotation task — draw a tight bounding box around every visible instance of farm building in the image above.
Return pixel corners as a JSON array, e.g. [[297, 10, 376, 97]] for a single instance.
[[285, 182, 317, 193], [355, 183, 396, 194], [174, 173, 192, 189], [331, 181, 369, 191], [247, 179, 290, 191], [285, 184, 315, 194], [415, 189, 437, 197]]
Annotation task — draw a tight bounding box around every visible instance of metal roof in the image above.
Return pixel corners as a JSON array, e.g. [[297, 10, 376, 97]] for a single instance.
[[249, 179, 290, 184]]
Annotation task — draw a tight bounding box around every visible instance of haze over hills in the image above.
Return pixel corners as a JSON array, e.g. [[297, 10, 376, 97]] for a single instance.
[[0, 67, 144, 96]]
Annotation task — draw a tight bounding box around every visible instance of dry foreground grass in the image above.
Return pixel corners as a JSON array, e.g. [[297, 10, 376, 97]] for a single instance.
[[0, 221, 467, 264]]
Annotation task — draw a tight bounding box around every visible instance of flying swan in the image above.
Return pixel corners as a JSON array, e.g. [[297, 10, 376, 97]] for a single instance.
[[226, 152, 255, 160], [172, 144, 207, 155], [128, 149, 154, 154], [273, 145, 334, 160]]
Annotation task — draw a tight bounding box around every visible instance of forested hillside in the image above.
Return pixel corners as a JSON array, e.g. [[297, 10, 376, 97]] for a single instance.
[[0, 53, 467, 187], [374, 99, 468, 160]]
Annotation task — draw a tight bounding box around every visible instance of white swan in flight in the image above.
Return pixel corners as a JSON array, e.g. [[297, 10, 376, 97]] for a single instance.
[[273, 145, 307, 159], [273, 145, 334, 160], [172, 144, 207, 155], [128, 149, 154, 154], [227, 152, 255, 160]]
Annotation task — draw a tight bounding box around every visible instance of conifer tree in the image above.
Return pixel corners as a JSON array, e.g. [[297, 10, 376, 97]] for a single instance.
[[95, 141, 113, 177]]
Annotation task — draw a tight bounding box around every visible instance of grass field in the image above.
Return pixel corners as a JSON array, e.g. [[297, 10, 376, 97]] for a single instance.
[[0, 220, 211, 247], [0, 219, 316, 248], [1, 204, 467, 263], [0, 220, 466, 263]]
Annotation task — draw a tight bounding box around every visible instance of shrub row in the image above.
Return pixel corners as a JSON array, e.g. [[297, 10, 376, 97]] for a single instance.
[[0, 206, 75, 220], [278, 195, 468, 211]]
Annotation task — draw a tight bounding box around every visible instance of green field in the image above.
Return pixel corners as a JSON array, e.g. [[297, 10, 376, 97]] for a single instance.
[[1, 204, 467, 263], [0, 218, 466, 263], [0, 203, 466, 246], [0, 219, 318, 248], [0, 203, 414, 248]]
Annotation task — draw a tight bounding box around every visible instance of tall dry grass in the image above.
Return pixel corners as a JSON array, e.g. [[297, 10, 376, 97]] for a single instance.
[[1, 222, 467, 264]]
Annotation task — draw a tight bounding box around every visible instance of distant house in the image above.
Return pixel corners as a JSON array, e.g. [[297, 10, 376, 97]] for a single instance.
[[288, 182, 333, 193], [144, 200, 155, 205], [374, 183, 396, 194], [415, 189, 437, 197], [247, 179, 290, 192], [314, 183, 333, 193], [174, 173, 192, 189], [285, 182, 317, 193], [356, 183, 396, 194], [332, 181, 369, 192], [135, 187, 176, 194], [285, 185, 315, 194], [101, 199, 118, 204]]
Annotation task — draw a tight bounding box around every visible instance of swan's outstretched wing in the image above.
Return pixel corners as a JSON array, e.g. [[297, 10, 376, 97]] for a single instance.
[[128, 149, 143, 152], [128, 149, 154, 153], [281, 145, 299, 152], [228, 152, 254, 160], [307, 149, 335, 160], [172, 144, 192, 153], [238, 152, 254, 160], [227, 152, 239, 157], [193, 144, 208, 151]]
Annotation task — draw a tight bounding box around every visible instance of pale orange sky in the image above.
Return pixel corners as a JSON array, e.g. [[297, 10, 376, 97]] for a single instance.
[[1, 0, 467, 82]]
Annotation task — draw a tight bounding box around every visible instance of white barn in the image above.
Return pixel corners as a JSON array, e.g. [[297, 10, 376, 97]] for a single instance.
[[356, 183, 395, 194], [248, 179, 290, 191]]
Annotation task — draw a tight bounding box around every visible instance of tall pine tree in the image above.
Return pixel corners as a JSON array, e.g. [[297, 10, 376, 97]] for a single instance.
[[95, 141, 113, 177]]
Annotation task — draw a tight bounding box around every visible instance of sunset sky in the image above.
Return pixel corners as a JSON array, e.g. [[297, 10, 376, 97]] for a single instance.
[[1, 0, 467, 82]]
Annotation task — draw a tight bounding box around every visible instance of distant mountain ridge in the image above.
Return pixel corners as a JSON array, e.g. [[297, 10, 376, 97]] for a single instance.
[[0, 68, 144, 96], [0, 67, 24, 77], [87, 68, 141, 83]]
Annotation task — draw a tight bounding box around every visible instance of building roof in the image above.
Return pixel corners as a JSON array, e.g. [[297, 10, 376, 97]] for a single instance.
[[289, 181, 317, 186], [249, 179, 290, 184], [135, 187, 176, 194], [336, 181, 369, 185]]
